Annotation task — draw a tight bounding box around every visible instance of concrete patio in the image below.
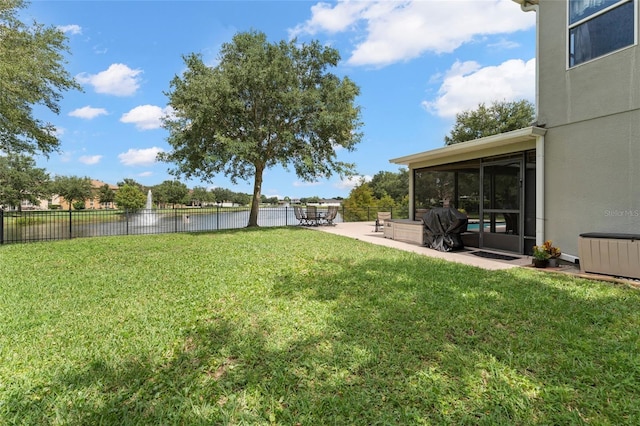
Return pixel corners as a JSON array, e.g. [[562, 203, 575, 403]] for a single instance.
[[313, 221, 585, 275], [313, 222, 640, 288], [313, 221, 534, 270]]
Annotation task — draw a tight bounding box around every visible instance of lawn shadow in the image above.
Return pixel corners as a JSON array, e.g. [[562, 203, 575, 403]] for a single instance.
[[270, 252, 640, 424]]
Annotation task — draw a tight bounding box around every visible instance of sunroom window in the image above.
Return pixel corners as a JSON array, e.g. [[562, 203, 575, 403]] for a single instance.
[[568, 0, 636, 67]]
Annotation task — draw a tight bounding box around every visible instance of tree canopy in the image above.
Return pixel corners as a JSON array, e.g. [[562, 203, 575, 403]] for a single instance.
[[154, 180, 189, 208], [210, 187, 251, 206], [161, 30, 363, 227], [189, 186, 209, 207], [117, 178, 145, 192], [97, 184, 115, 207], [369, 168, 408, 203], [52, 175, 93, 210], [0, 154, 50, 210], [114, 184, 146, 211], [444, 100, 535, 146], [0, 0, 81, 156], [342, 179, 377, 222]]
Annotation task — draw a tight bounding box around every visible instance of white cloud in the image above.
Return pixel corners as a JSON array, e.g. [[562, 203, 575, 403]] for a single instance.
[[78, 155, 102, 165], [292, 0, 535, 67], [334, 174, 372, 190], [423, 58, 536, 118], [69, 106, 108, 120], [76, 63, 143, 96], [118, 147, 164, 166], [487, 38, 521, 50], [290, 1, 369, 36], [120, 105, 173, 130], [57, 24, 82, 35], [138, 171, 153, 177]]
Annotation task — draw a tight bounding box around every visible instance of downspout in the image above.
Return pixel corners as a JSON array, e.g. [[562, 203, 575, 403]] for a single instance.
[[517, 0, 545, 246], [517, 0, 540, 118], [536, 134, 544, 246]]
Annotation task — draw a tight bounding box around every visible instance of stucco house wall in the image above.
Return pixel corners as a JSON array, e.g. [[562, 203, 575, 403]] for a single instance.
[[537, 0, 640, 256]]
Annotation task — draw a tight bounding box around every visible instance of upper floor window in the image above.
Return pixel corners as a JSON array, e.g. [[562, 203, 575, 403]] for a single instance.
[[569, 0, 636, 67]]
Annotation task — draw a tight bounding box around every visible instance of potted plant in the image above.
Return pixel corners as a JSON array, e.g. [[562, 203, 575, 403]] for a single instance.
[[543, 240, 561, 267], [532, 245, 550, 268]]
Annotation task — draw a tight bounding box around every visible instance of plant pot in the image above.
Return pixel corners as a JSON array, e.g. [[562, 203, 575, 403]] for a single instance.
[[548, 258, 558, 267], [533, 259, 549, 268]]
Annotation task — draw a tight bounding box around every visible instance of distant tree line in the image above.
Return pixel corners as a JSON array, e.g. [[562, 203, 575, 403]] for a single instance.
[[0, 154, 346, 211], [0, 156, 254, 211]]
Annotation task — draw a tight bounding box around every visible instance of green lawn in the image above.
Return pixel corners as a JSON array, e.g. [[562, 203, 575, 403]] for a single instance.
[[1, 228, 639, 425]]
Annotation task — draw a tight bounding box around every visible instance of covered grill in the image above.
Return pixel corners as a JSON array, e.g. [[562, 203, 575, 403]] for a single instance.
[[422, 208, 468, 252]]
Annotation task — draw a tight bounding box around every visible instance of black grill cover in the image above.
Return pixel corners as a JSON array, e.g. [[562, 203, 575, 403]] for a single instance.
[[422, 208, 468, 252]]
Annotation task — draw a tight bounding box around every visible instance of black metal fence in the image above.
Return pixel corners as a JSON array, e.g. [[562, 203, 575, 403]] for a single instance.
[[1, 205, 406, 244]]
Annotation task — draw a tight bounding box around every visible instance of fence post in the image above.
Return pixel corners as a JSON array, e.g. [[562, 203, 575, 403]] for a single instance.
[[175, 209, 178, 233], [69, 209, 73, 239], [0, 209, 3, 245], [216, 204, 220, 230], [126, 209, 130, 235], [285, 206, 288, 226]]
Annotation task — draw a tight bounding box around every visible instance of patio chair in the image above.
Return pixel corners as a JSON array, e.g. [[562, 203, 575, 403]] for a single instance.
[[504, 213, 518, 235], [323, 205, 339, 226], [294, 206, 308, 225], [375, 211, 391, 232], [306, 205, 319, 226]]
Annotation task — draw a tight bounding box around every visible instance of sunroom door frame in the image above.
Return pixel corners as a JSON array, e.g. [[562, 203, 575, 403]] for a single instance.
[[479, 155, 525, 253]]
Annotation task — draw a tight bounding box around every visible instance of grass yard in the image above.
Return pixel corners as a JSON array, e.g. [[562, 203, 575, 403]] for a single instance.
[[1, 227, 639, 425]]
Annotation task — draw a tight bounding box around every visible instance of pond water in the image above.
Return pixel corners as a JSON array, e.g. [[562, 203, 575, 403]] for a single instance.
[[2, 208, 343, 243]]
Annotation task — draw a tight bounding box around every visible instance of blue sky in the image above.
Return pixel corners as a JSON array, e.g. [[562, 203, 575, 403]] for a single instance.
[[24, 0, 536, 199]]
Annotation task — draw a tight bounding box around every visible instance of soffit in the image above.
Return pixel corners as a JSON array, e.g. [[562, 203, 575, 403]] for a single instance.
[[389, 126, 546, 169]]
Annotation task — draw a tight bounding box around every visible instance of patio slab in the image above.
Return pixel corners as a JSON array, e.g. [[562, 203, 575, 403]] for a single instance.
[[312, 222, 640, 287], [313, 221, 532, 271]]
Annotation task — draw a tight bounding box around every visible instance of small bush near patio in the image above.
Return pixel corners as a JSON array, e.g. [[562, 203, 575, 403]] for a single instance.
[[1, 228, 639, 425]]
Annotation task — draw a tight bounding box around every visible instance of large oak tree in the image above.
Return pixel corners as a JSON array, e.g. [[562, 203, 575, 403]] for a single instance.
[[161, 31, 362, 227], [1, 0, 81, 156]]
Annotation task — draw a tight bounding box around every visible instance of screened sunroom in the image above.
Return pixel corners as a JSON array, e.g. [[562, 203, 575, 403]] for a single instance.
[[390, 127, 547, 254]]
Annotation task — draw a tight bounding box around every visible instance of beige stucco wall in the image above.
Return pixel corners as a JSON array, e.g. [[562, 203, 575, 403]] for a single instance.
[[538, 0, 640, 257]]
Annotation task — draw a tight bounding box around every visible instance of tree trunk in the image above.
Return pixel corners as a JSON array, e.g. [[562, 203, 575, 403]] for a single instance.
[[248, 164, 264, 227]]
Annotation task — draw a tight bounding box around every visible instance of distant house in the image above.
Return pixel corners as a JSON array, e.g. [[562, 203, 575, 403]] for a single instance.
[[304, 199, 342, 207], [319, 199, 342, 207], [55, 180, 119, 210], [390, 0, 639, 262]]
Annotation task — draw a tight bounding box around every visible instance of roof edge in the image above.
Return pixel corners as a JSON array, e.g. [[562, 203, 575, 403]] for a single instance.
[[389, 126, 547, 166]]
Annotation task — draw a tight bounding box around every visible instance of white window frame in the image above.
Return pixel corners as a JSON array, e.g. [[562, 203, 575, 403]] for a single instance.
[[567, 0, 638, 68]]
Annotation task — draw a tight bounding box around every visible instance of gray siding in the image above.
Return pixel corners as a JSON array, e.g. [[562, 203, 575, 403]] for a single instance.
[[538, 0, 640, 256]]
